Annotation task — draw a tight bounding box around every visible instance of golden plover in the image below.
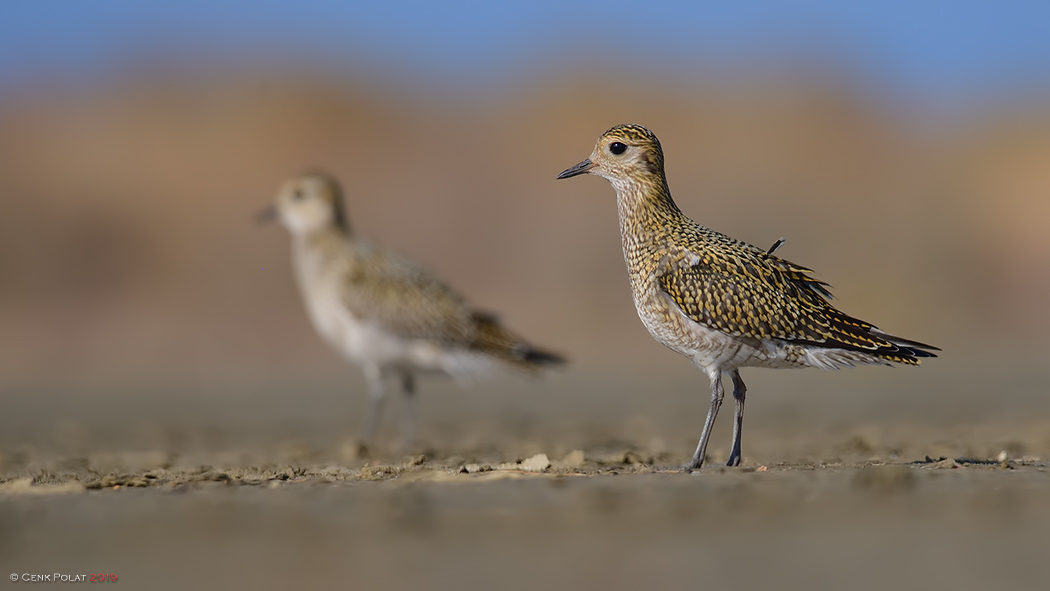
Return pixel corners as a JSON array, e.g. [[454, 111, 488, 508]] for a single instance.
[[261, 172, 564, 447], [557, 124, 937, 471]]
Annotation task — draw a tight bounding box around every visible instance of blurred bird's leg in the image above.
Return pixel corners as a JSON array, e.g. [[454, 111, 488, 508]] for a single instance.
[[727, 370, 747, 467], [360, 365, 386, 447], [399, 371, 416, 450], [683, 370, 725, 472]]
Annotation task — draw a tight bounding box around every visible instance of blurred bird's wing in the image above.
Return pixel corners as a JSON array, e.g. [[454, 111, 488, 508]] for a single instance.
[[338, 246, 566, 368], [339, 248, 478, 343]]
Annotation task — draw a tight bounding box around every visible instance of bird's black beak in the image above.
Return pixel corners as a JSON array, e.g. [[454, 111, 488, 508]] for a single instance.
[[256, 205, 278, 224], [556, 158, 594, 180]]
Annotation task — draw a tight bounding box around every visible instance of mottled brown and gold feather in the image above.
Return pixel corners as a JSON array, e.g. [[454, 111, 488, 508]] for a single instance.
[[656, 225, 931, 363]]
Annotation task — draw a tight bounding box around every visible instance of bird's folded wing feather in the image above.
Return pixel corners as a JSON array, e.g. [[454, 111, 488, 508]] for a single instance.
[[339, 249, 477, 343], [657, 245, 890, 352]]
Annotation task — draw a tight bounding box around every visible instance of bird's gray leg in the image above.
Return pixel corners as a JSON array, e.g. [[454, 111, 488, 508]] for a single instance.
[[399, 371, 416, 450], [726, 369, 747, 467], [682, 370, 725, 472], [360, 365, 386, 445]]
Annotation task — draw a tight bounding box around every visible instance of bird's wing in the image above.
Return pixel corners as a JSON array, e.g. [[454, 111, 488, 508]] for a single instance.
[[338, 245, 566, 369], [657, 234, 897, 353], [339, 247, 478, 344]]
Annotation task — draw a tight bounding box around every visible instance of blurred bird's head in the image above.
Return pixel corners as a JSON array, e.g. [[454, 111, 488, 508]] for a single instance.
[[259, 171, 349, 235], [557, 124, 665, 191]]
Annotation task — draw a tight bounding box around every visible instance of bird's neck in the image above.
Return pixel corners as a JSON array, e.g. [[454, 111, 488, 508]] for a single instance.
[[614, 175, 682, 241], [614, 175, 685, 286], [296, 224, 349, 245], [293, 225, 350, 267]]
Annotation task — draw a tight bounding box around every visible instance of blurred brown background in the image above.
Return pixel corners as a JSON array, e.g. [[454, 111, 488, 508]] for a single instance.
[[2, 64, 1048, 458]]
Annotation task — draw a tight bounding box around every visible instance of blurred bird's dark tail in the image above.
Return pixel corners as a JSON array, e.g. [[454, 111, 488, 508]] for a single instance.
[[470, 312, 566, 372]]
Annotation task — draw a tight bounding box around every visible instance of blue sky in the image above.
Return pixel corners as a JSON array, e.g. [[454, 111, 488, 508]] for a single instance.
[[1, 1, 1049, 103]]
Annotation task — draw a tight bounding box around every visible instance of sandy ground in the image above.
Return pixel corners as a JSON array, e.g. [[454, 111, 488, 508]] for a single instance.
[[3, 356, 1050, 590], [3, 462, 1048, 591]]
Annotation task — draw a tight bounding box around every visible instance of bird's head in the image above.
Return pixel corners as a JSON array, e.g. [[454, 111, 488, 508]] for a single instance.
[[557, 124, 665, 190], [259, 171, 349, 235]]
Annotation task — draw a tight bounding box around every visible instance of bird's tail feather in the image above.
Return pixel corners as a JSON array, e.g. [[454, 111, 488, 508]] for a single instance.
[[811, 310, 939, 365], [470, 312, 566, 372], [870, 328, 940, 356]]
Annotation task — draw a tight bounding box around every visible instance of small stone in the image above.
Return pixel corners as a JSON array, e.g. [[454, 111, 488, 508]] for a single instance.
[[0, 478, 34, 494], [929, 458, 960, 469], [359, 464, 401, 480], [519, 453, 551, 472], [460, 463, 489, 474], [560, 450, 585, 469]]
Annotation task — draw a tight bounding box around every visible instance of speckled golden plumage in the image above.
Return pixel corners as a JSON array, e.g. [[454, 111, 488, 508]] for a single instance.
[[558, 124, 937, 471], [655, 222, 927, 363]]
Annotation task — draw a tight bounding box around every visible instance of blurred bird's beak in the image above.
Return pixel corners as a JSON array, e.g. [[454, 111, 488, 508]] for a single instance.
[[556, 159, 594, 179], [256, 205, 278, 224]]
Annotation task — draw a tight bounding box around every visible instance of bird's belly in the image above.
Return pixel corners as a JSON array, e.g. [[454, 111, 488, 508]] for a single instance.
[[633, 287, 805, 371], [300, 283, 482, 378], [297, 283, 393, 364], [293, 246, 462, 375]]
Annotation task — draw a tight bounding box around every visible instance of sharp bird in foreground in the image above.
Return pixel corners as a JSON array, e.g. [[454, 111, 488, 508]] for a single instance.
[[558, 124, 937, 471]]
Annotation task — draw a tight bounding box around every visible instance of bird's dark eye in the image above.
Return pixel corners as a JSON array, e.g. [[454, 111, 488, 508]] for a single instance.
[[292, 189, 304, 200], [609, 142, 627, 155]]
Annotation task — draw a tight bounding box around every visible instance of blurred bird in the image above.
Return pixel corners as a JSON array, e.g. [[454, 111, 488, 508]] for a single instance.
[[260, 172, 564, 449], [557, 124, 938, 471]]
